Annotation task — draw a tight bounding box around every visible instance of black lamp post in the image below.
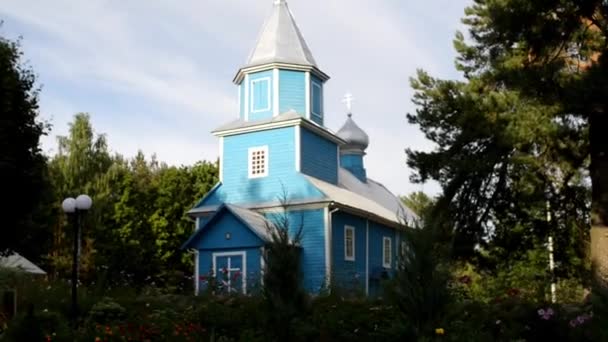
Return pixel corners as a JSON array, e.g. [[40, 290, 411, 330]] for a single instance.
[[62, 194, 92, 322]]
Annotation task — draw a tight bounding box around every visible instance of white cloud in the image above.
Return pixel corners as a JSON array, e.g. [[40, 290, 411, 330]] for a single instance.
[[2, 0, 467, 196]]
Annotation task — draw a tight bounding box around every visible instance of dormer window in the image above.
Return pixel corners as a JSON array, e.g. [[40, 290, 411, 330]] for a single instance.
[[251, 78, 271, 113], [248, 146, 269, 178]]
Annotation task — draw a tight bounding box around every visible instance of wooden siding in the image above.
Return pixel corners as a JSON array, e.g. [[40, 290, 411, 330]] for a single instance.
[[279, 70, 306, 115], [248, 70, 274, 121], [300, 127, 338, 184]]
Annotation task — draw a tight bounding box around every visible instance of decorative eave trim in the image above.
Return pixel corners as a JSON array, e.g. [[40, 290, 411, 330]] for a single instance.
[[212, 117, 347, 146], [233, 63, 329, 84]]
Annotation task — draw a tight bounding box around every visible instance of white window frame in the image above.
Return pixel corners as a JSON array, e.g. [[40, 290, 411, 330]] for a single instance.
[[311, 80, 323, 118], [250, 77, 271, 113], [248, 146, 269, 178], [344, 225, 355, 261], [212, 251, 247, 294], [383, 237, 392, 268]]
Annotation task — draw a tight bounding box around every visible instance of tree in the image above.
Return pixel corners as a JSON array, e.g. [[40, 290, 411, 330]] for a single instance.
[[262, 194, 306, 341], [0, 32, 51, 256], [401, 191, 435, 222], [405, 2, 591, 281], [456, 0, 607, 286], [48, 113, 113, 278]]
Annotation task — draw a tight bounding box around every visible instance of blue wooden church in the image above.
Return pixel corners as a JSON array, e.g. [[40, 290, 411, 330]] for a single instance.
[[182, 0, 415, 296]]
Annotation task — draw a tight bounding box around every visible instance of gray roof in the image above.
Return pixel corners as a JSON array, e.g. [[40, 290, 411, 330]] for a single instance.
[[244, 0, 317, 68], [336, 114, 369, 153], [0, 252, 46, 275], [226, 204, 273, 242], [213, 110, 301, 133], [190, 169, 417, 227], [305, 168, 417, 225]]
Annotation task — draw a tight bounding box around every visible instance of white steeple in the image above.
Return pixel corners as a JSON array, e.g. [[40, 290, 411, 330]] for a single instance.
[[245, 0, 317, 68]]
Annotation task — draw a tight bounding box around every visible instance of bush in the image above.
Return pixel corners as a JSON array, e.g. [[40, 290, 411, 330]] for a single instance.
[[3, 306, 71, 342]]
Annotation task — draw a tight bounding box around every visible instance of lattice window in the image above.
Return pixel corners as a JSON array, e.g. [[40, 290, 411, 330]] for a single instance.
[[248, 146, 268, 178]]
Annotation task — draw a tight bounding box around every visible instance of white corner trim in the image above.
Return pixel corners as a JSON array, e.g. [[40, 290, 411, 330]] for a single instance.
[[305, 72, 311, 119], [237, 84, 241, 119], [219, 137, 224, 182], [273, 69, 279, 117], [244, 74, 250, 121], [212, 251, 247, 294], [295, 125, 301, 172], [344, 225, 355, 261], [383, 237, 392, 268], [194, 250, 199, 295], [365, 220, 369, 295], [250, 77, 272, 113], [324, 207, 331, 287], [248, 145, 269, 179]]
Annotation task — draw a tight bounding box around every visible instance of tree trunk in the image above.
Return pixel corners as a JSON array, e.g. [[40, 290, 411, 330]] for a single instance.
[[590, 111, 608, 288]]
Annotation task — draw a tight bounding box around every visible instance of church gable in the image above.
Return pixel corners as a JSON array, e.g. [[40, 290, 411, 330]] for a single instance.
[[183, 205, 268, 251]]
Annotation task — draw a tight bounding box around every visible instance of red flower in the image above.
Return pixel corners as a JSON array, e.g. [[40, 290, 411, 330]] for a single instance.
[[233, 271, 241, 280], [199, 275, 207, 281]]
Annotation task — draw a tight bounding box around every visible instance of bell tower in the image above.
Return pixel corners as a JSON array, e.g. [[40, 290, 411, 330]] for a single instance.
[[233, 0, 330, 126]]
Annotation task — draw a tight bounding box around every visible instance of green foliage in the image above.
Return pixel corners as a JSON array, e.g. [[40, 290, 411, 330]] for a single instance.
[[262, 195, 308, 341], [405, 0, 592, 287], [0, 30, 53, 259], [45, 114, 219, 289], [401, 191, 436, 222], [87, 297, 127, 325], [387, 221, 452, 338], [3, 308, 72, 342]]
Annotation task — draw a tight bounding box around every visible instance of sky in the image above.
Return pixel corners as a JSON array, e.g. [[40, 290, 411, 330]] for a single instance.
[[1, 0, 471, 197]]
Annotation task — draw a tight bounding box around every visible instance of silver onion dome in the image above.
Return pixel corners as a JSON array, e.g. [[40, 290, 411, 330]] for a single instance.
[[336, 113, 369, 153]]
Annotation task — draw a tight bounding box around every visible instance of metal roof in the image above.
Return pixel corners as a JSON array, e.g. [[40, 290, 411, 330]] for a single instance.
[[244, 0, 317, 68], [336, 114, 369, 153], [305, 168, 416, 225], [0, 252, 46, 275], [226, 204, 274, 242], [213, 110, 301, 133], [189, 169, 417, 227]]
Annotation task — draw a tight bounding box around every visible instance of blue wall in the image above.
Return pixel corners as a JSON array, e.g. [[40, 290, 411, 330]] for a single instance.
[[310, 74, 323, 126], [331, 211, 366, 292], [368, 221, 397, 295], [199, 127, 324, 206], [300, 128, 338, 184], [248, 70, 274, 121], [279, 70, 305, 115], [340, 153, 367, 182], [191, 210, 264, 250]]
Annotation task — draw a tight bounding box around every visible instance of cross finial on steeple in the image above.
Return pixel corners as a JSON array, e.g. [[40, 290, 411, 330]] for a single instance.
[[342, 93, 354, 116]]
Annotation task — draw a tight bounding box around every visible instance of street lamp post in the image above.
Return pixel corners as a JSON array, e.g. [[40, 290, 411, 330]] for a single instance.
[[62, 194, 92, 322]]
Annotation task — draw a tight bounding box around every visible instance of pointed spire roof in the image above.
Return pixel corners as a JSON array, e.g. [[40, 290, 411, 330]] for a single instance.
[[245, 0, 317, 68]]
